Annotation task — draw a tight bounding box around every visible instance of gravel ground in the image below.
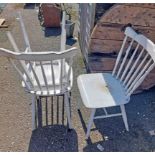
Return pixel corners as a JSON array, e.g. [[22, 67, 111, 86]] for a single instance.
[[1, 4, 155, 152]]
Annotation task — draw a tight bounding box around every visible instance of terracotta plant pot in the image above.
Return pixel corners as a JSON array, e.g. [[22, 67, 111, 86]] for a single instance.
[[39, 4, 61, 28], [61, 20, 75, 38]]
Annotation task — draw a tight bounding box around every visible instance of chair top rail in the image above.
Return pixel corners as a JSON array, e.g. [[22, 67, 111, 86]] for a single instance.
[[124, 27, 137, 39], [0, 47, 77, 61], [134, 34, 155, 62]]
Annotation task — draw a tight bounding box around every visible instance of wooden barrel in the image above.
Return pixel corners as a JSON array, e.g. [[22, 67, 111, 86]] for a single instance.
[[89, 4, 155, 92]]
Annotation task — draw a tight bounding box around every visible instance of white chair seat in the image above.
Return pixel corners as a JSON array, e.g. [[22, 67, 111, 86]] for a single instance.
[[77, 73, 130, 108], [22, 61, 73, 95]]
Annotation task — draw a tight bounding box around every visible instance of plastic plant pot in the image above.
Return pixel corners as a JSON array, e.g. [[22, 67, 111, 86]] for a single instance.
[[61, 20, 75, 38]]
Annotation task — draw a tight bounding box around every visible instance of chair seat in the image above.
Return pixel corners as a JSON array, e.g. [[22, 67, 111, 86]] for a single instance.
[[77, 73, 130, 108], [22, 61, 73, 96]]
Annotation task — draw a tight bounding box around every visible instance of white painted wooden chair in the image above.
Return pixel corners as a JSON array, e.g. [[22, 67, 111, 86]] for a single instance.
[[0, 11, 77, 130], [0, 47, 77, 130], [77, 27, 155, 138]]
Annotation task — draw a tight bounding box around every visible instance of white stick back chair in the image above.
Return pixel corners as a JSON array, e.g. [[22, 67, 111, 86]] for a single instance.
[[77, 26, 155, 138], [0, 11, 78, 130], [0, 47, 77, 129]]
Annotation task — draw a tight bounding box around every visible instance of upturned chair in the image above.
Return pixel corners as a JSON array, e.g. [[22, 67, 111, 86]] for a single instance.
[[0, 47, 77, 130], [77, 26, 155, 138]]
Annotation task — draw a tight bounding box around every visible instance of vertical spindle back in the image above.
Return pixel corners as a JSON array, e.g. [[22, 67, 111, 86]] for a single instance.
[[112, 27, 155, 96], [0, 47, 77, 95]]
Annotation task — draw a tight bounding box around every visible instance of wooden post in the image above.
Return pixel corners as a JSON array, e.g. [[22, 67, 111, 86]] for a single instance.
[[60, 11, 66, 51], [60, 11, 66, 78]]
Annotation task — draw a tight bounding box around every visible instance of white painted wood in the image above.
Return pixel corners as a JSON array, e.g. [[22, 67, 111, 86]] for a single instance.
[[51, 61, 56, 94], [116, 39, 134, 79], [86, 108, 96, 139], [77, 73, 129, 108], [0, 47, 77, 61], [78, 3, 95, 63], [6, 31, 34, 90], [60, 11, 66, 82], [124, 27, 137, 38], [125, 53, 149, 90], [7, 31, 20, 52], [18, 12, 31, 52], [7, 31, 33, 89], [120, 44, 139, 82], [17, 12, 35, 73], [112, 36, 128, 76], [60, 11, 66, 51], [64, 92, 72, 129], [8, 58, 32, 90], [0, 47, 77, 130], [94, 113, 122, 119], [67, 58, 73, 87], [60, 12, 67, 91], [31, 94, 36, 130], [0, 12, 77, 131], [103, 108, 108, 115], [60, 59, 63, 91], [40, 61, 49, 92], [135, 35, 155, 62], [29, 61, 42, 91], [77, 26, 155, 138], [26, 61, 73, 95], [120, 105, 129, 131], [123, 48, 144, 85], [0, 18, 5, 25], [127, 63, 155, 96], [127, 58, 152, 94]]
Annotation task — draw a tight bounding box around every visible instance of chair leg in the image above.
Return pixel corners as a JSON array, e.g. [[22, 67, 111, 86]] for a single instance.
[[120, 104, 129, 131], [103, 108, 108, 115], [64, 92, 72, 129], [86, 108, 96, 139], [31, 94, 36, 130]]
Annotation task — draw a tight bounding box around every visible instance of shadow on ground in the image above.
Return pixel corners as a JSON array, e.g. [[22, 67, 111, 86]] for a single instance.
[[28, 96, 78, 152], [43, 27, 61, 37], [28, 125, 78, 152], [79, 87, 155, 151], [24, 3, 40, 9], [24, 4, 35, 9], [43, 27, 77, 46], [66, 38, 77, 46]]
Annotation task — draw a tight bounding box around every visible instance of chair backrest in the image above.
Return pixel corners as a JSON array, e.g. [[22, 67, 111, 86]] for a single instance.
[[0, 47, 77, 94], [112, 27, 155, 97]]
